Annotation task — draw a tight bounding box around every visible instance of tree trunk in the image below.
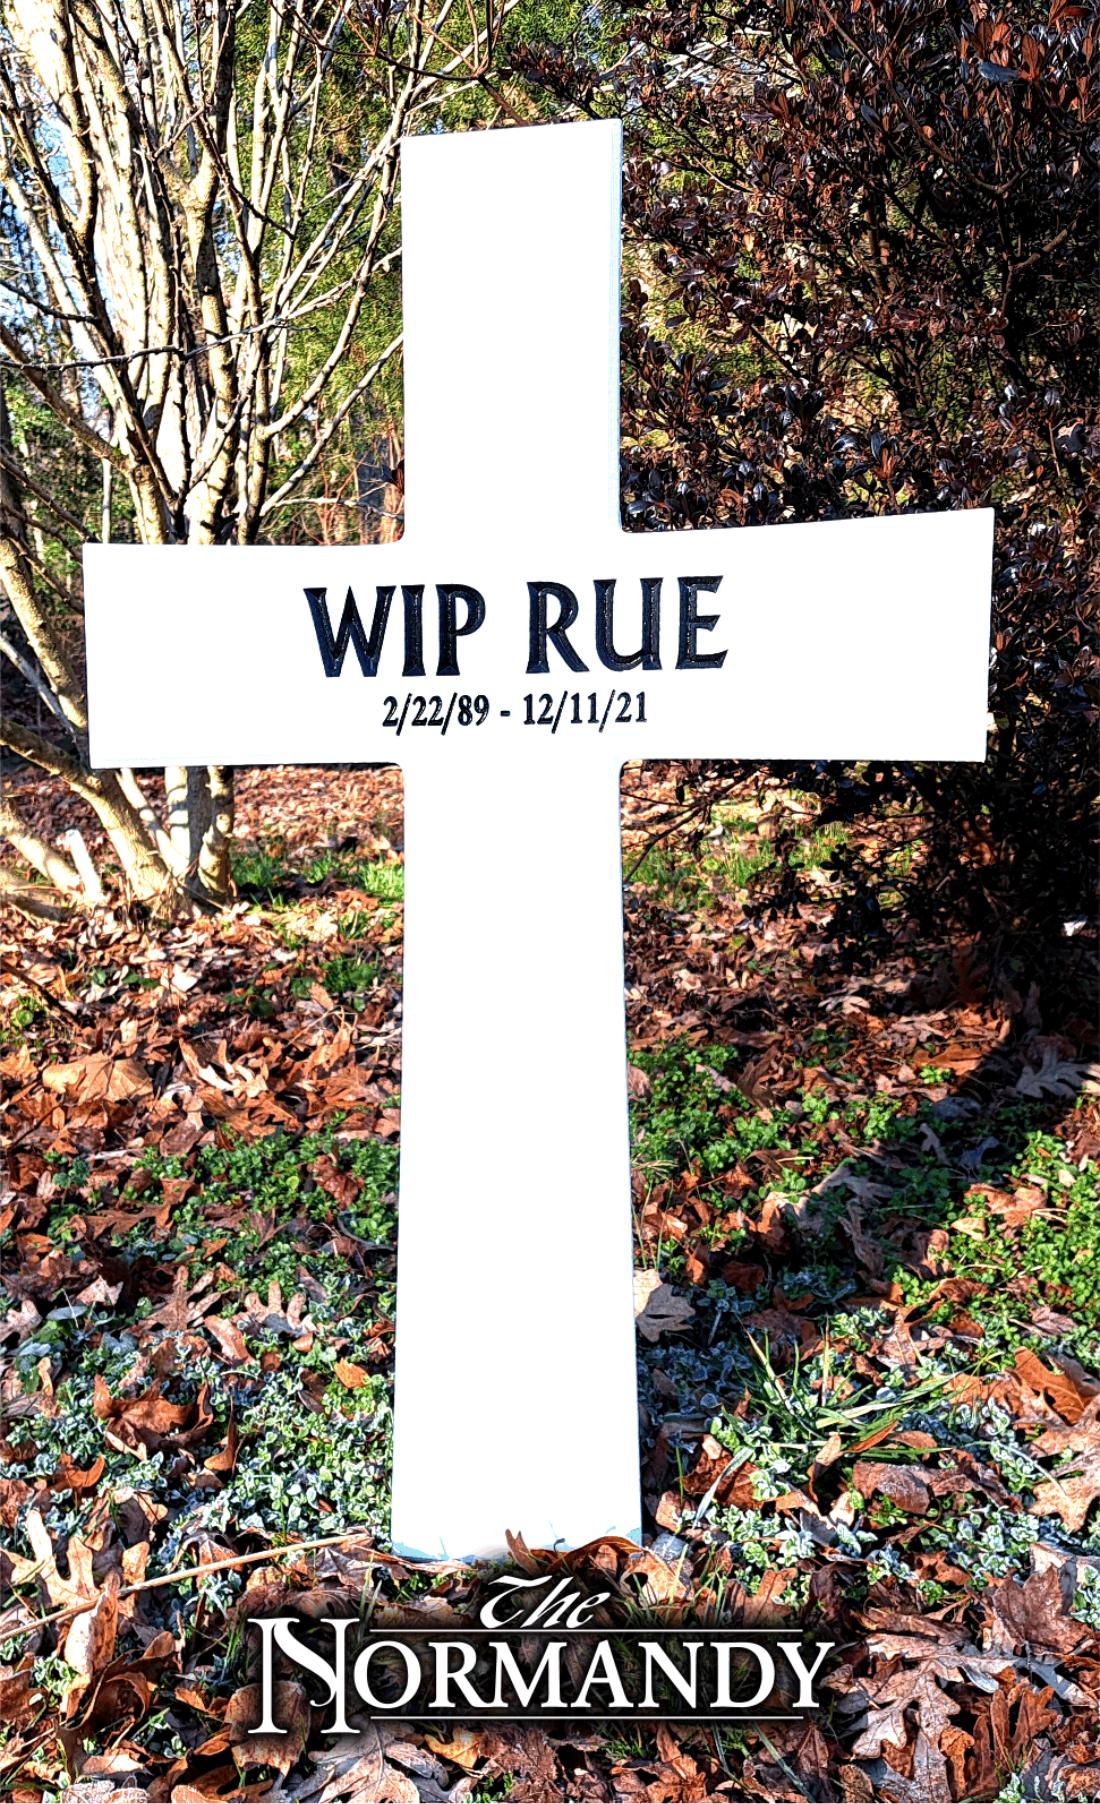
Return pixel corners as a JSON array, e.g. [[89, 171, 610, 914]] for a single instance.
[[88, 771, 176, 904], [198, 765, 234, 904], [0, 799, 87, 899], [0, 0, 486, 918], [0, 864, 76, 921], [166, 764, 234, 903]]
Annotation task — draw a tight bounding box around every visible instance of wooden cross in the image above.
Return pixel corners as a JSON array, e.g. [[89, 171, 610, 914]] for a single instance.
[[84, 119, 992, 1560]]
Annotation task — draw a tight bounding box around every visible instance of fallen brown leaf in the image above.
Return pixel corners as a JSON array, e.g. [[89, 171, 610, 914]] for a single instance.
[[42, 1052, 152, 1104], [851, 1460, 931, 1515], [1030, 1400, 1100, 1531], [633, 1270, 694, 1342], [987, 1566, 1091, 1656], [425, 1726, 482, 1771], [333, 1358, 370, 1388], [92, 1376, 213, 1456], [227, 1679, 309, 1776], [1015, 1347, 1098, 1424], [63, 1574, 119, 1694]]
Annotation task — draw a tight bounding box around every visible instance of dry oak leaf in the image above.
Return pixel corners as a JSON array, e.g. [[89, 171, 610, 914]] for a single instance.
[[728, 1565, 796, 1632], [967, 1681, 1061, 1802], [301, 1728, 423, 1804], [204, 1415, 239, 1476], [681, 1435, 758, 1509], [734, 1754, 808, 1802], [468, 1726, 564, 1801], [1031, 1751, 1100, 1801], [836, 1764, 876, 1802], [626, 1064, 651, 1099], [310, 1153, 360, 1209], [76, 1276, 123, 1310], [226, 1679, 309, 1776], [0, 1298, 41, 1346], [841, 1199, 885, 1279], [846, 1617, 1018, 1761], [204, 1314, 249, 1364], [1015, 1052, 1100, 1099], [876, 1727, 952, 1804], [756, 1190, 794, 1251], [75, 1628, 177, 1735], [0, 1475, 33, 1531], [51, 1453, 106, 1498], [644, 1722, 707, 1801], [850, 1660, 961, 1758], [376, 1729, 450, 1768], [962, 1181, 1049, 1228], [42, 1053, 152, 1104], [623, 1544, 690, 1606], [1029, 1398, 1100, 1532], [6, 1507, 97, 1609], [633, 1271, 694, 1343], [0, 1663, 41, 1735]]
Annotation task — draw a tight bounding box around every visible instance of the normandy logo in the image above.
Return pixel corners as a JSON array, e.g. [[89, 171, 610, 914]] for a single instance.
[[249, 1573, 834, 1730]]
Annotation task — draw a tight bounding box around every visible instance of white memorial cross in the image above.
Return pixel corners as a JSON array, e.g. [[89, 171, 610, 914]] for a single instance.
[[84, 119, 992, 1561]]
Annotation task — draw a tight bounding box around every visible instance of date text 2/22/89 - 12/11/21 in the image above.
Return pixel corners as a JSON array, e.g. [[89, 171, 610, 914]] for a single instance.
[[378, 692, 650, 735]]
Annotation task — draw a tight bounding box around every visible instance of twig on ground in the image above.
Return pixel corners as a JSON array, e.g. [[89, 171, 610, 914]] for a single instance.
[[7, 1531, 463, 1641]]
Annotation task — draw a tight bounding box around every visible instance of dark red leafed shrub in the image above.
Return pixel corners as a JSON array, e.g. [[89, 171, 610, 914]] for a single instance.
[[513, 1, 1097, 971]]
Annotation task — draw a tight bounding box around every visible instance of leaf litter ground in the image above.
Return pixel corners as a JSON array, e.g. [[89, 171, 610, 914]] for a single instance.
[[1, 761, 1098, 1803]]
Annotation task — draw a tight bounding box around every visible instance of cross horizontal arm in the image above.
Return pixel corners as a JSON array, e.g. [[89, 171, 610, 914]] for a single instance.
[[84, 508, 992, 771]]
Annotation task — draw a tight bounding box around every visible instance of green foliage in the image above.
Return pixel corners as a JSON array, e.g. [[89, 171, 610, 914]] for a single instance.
[[198, 1363, 391, 1545], [0, 992, 47, 1047], [232, 838, 405, 905], [922, 1502, 1041, 1589], [49, 1129, 398, 1304], [631, 1041, 806, 1193], [631, 1043, 1098, 1351], [230, 841, 293, 897], [1072, 1563, 1100, 1630], [322, 953, 379, 1000], [339, 908, 377, 940], [702, 1504, 812, 1607], [891, 1129, 1100, 1358], [711, 1338, 951, 1488], [299, 852, 404, 900], [7, 1124, 399, 1618], [630, 803, 847, 909], [1005, 1140, 1099, 1319], [28, 1652, 82, 1714], [630, 1028, 1098, 1649], [7, 1335, 391, 1584]]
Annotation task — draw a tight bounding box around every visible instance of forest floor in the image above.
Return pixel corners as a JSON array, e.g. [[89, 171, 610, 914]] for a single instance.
[[2, 761, 1098, 1803]]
